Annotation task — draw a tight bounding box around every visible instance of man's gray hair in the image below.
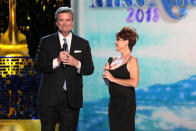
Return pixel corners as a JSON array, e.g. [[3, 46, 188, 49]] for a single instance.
[[55, 7, 74, 21]]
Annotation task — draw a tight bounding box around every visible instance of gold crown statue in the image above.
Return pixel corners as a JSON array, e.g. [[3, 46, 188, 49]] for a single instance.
[[0, 0, 29, 57]]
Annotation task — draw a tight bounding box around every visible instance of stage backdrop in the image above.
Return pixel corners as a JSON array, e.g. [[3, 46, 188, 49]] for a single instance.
[[72, 0, 196, 131]]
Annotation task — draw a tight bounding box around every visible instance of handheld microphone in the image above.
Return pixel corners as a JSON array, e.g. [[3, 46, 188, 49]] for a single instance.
[[63, 43, 67, 52], [63, 43, 68, 68], [108, 57, 113, 66], [104, 57, 113, 85]]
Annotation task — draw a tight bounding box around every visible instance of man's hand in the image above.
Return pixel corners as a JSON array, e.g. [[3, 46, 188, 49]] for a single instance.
[[59, 51, 79, 67]]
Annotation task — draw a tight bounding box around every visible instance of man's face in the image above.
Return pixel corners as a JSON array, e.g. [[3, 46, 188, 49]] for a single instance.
[[56, 12, 74, 36]]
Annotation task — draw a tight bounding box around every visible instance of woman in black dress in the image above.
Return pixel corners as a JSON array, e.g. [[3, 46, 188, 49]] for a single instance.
[[103, 26, 139, 131]]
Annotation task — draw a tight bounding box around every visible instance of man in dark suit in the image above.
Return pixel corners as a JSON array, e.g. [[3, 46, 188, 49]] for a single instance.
[[34, 7, 94, 131]]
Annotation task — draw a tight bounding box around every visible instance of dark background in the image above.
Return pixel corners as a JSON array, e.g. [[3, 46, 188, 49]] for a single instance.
[[0, 0, 70, 57]]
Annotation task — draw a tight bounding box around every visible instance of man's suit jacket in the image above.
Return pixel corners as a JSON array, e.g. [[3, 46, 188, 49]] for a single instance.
[[34, 32, 94, 108]]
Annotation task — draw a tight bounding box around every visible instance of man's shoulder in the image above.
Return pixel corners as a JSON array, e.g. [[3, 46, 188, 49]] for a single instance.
[[73, 34, 88, 43], [41, 32, 58, 41]]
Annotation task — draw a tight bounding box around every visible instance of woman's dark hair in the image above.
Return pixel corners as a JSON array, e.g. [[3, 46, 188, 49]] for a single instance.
[[116, 26, 139, 51]]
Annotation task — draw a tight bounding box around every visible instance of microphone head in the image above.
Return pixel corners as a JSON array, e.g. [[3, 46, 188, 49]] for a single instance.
[[108, 57, 113, 65]]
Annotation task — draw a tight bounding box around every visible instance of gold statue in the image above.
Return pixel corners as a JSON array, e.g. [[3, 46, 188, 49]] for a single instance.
[[0, 0, 29, 56]]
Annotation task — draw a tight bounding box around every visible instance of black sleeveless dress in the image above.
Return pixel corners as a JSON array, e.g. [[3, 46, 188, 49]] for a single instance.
[[108, 63, 136, 131]]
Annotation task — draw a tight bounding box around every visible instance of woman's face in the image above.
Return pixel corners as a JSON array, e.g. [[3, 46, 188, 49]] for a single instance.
[[115, 37, 128, 52]]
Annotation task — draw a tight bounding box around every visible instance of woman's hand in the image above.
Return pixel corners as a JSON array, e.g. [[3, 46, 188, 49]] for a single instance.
[[103, 62, 110, 70], [102, 70, 115, 82]]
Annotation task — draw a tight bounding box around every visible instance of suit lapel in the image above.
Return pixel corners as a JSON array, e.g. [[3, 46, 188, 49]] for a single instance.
[[54, 32, 61, 51], [70, 34, 77, 55], [51, 32, 61, 58]]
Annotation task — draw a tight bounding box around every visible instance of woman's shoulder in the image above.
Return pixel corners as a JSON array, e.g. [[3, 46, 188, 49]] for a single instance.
[[126, 56, 138, 72], [127, 56, 138, 66]]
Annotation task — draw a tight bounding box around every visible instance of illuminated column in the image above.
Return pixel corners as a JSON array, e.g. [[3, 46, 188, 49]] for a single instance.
[[9, 0, 17, 45]]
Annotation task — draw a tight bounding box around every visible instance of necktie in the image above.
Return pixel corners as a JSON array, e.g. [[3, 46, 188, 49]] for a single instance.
[[63, 38, 68, 52], [63, 38, 67, 91]]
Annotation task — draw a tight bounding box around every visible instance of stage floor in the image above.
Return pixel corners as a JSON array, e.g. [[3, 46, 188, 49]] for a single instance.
[[0, 120, 58, 131]]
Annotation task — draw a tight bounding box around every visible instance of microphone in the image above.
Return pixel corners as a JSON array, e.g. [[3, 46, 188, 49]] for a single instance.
[[104, 57, 113, 85], [63, 43, 68, 68], [63, 43, 67, 52], [108, 57, 113, 66]]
